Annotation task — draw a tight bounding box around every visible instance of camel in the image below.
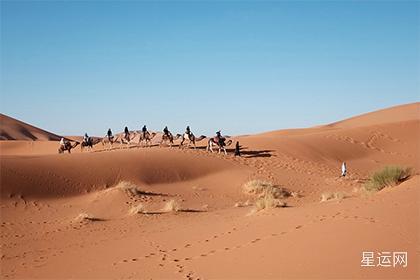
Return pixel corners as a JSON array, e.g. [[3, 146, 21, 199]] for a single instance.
[[160, 132, 181, 148], [116, 131, 137, 148], [101, 135, 118, 150], [179, 133, 206, 149], [206, 137, 233, 155], [81, 137, 102, 152], [58, 141, 79, 154], [138, 131, 157, 147]]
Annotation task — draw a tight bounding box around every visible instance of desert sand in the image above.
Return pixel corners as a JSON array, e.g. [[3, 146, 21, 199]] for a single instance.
[[0, 103, 419, 279]]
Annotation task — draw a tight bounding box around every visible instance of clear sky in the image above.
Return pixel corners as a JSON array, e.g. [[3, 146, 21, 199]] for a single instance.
[[1, 1, 419, 136]]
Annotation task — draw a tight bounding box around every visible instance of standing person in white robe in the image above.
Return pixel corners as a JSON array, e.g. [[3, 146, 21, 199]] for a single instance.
[[341, 162, 347, 177]]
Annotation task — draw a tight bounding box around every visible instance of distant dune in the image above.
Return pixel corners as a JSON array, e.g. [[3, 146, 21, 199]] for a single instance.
[[327, 102, 419, 128], [0, 113, 61, 141]]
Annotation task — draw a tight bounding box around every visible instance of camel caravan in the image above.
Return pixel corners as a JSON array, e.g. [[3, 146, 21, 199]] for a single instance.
[[58, 125, 234, 155]]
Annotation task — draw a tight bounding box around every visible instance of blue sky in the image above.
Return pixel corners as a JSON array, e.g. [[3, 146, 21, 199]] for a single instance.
[[1, 1, 419, 136]]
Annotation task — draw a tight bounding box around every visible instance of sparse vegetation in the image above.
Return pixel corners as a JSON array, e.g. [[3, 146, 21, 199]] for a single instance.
[[364, 166, 411, 192], [74, 213, 98, 223], [234, 200, 251, 208], [113, 181, 142, 196], [129, 203, 146, 215], [320, 191, 347, 202], [255, 194, 287, 211], [162, 199, 181, 212], [242, 180, 289, 212], [243, 180, 291, 199]]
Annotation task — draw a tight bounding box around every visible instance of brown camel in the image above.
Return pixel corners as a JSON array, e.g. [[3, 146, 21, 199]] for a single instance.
[[179, 133, 206, 149], [160, 132, 181, 148], [138, 131, 157, 147], [116, 131, 137, 148], [101, 135, 118, 150], [81, 137, 102, 152], [58, 141, 79, 154], [206, 137, 233, 155]]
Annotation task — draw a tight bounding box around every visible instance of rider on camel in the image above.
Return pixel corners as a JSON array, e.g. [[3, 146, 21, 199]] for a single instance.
[[142, 125, 148, 138], [163, 126, 170, 137], [107, 128, 113, 141], [83, 133, 90, 144], [216, 130, 225, 146], [124, 126, 129, 140], [60, 137, 67, 148], [186, 126, 191, 137]]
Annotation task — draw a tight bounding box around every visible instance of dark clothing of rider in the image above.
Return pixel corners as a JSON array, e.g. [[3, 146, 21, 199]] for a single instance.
[[142, 125, 147, 137], [186, 126, 191, 135], [163, 126, 169, 136], [107, 129, 113, 139], [84, 133, 89, 144], [216, 131, 224, 145]]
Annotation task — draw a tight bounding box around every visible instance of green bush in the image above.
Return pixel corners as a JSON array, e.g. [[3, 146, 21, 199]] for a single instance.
[[364, 166, 411, 192]]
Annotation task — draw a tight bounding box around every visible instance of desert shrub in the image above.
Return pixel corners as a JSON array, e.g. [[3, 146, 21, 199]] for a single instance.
[[243, 180, 291, 199], [320, 191, 347, 202], [74, 213, 97, 222], [162, 199, 181, 212], [255, 194, 287, 211], [234, 200, 251, 208], [129, 203, 146, 215], [364, 166, 411, 192]]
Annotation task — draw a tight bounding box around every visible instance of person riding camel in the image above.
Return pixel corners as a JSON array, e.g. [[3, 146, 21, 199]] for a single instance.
[[83, 133, 90, 145], [186, 126, 191, 137], [60, 137, 66, 148], [107, 128, 113, 141], [163, 126, 170, 137], [142, 125, 148, 138], [124, 126, 129, 140], [216, 130, 225, 146]]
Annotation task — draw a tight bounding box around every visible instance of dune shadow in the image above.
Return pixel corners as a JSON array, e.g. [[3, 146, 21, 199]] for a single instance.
[[141, 209, 206, 215], [178, 209, 207, 213], [238, 147, 275, 158], [85, 217, 107, 222], [133, 190, 171, 197]]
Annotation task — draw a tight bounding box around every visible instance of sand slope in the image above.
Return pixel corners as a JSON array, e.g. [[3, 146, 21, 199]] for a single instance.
[[1, 103, 419, 279], [0, 114, 61, 141]]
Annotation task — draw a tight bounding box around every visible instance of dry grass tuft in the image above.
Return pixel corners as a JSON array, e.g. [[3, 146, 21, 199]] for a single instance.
[[243, 180, 289, 212], [74, 213, 98, 223], [162, 199, 181, 212], [255, 194, 287, 211], [243, 180, 291, 199], [320, 191, 347, 202], [364, 166, 411, 192], [234, 200, 252, 208], [129, 203, 146, 215], [113, 181, 143, 196]]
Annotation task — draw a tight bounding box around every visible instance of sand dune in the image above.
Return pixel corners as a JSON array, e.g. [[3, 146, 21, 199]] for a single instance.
[[0, 103, 419, 279], [0, 114, 62, 141]]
